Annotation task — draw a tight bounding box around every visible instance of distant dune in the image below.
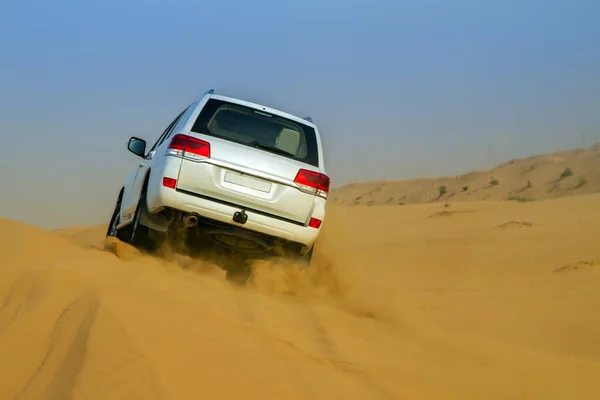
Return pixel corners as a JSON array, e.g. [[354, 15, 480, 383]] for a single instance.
[[332, 143, 600, 206]]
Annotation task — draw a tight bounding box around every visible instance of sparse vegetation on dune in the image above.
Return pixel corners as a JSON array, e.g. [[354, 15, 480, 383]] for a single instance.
[[560, 167, 574, 180], [507, 195, 534, 202], [576, 175, 588, 188], [438, 185, 447, 197]]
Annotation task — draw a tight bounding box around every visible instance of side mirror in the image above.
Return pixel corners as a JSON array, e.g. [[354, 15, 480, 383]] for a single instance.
[[127, 137, 147, 158]]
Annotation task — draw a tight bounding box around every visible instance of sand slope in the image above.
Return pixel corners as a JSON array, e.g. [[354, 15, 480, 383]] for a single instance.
[[1, 195, 600, 399], [332, 143, 600, 205]]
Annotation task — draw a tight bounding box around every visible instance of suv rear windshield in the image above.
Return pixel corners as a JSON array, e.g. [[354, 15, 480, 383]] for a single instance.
[[191, 99, 319, 167]]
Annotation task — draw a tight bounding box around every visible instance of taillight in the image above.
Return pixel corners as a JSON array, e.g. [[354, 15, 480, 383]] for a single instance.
[[294, 169, 330, 197], [308, 217, 322, 229], [167, 134, 210, 160]]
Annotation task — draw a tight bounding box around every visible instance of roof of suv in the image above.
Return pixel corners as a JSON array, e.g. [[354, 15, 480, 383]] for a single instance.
[[207, 93, 317, 129]]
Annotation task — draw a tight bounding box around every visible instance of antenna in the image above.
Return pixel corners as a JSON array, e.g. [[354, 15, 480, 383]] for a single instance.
[[206, 89, 215, 95], [304, 116, 313, 123]]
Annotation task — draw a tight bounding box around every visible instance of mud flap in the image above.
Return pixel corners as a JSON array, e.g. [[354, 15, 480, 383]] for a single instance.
[[139, 204, 173, 232]]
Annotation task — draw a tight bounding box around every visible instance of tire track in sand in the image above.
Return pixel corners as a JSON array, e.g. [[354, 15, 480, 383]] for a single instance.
[[0, 276, 37, 336], [303, 306, 397, 400], [234, 288, 396, 399], [15, 295, 99, 400], [232, 290, 319, 398]]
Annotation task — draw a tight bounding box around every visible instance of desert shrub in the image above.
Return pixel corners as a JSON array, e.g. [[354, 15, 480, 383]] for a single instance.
[[576, 175, 588, 188], [462, 185, 469, 191], [507, 195, 534, 202], [526, 179, 532, 189], [490, 178, 499, 186], [438, 185, 447, 196], [560, 167, 573, 180]]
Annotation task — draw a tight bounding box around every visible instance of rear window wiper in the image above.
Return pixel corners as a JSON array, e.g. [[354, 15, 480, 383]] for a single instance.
[[249, 142, 295, 158]]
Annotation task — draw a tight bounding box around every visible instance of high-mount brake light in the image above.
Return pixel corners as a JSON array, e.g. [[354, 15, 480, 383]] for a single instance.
[[293, 169, 330, 197], [167, 134, 210, 159]]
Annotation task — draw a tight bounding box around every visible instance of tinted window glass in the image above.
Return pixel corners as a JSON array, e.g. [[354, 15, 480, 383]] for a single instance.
[[191, 99, 319, 167]]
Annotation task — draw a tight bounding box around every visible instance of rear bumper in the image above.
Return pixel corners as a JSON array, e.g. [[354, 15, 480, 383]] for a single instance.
[[148, 184, 324, 249]]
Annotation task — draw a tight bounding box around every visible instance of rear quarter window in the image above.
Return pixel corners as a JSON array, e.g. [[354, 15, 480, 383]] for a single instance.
[[191, 99, 319, 167]]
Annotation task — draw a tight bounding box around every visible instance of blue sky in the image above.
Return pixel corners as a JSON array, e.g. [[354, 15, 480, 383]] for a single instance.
[[0, 0, 599, 228]]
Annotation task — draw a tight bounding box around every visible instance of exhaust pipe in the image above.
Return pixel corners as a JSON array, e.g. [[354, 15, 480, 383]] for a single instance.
[[182, 215, 198, 228]]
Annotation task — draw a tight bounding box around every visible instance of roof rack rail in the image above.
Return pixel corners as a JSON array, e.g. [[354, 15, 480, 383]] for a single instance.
[[304, 116, 313, 123]]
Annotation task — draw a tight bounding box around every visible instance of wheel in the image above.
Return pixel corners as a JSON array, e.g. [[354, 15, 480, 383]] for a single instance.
[[119, 188, 155, 252], [297, 247, 314, 267], [185, 228, 210, 259], [106, 190, 131, 243], [106, 192, 123, 239], [223, 254, 251, 285], [225, 266, 251, 285], [288, 246, 313, 268]]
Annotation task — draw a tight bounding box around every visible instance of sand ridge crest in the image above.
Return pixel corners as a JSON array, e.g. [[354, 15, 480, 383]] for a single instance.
[[332, 143, 600, 206]]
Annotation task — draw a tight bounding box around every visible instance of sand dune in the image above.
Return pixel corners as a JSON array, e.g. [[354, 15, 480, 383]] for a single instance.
[[1, 194, 600, 399], [332, 143, 600, 206]]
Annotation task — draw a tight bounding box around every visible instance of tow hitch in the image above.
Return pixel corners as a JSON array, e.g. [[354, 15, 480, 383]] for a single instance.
[[233, 209, 248, 224]]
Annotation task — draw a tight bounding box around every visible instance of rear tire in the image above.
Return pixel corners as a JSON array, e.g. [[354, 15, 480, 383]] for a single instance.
[[223, 254, 251, 285], [225, 267, 251, 285], [290, 246, 314, 268]]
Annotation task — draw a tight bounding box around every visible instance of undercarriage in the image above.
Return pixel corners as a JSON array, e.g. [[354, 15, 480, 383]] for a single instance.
[[143, 208, 313, 283]]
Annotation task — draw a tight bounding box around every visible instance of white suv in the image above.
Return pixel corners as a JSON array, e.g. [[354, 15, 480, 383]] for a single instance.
[[106, 89, 329, 282]]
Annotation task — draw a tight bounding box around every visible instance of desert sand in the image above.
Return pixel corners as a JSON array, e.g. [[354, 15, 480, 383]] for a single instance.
[[1, 191, 599, 399], [332, 143, 600, 206]]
